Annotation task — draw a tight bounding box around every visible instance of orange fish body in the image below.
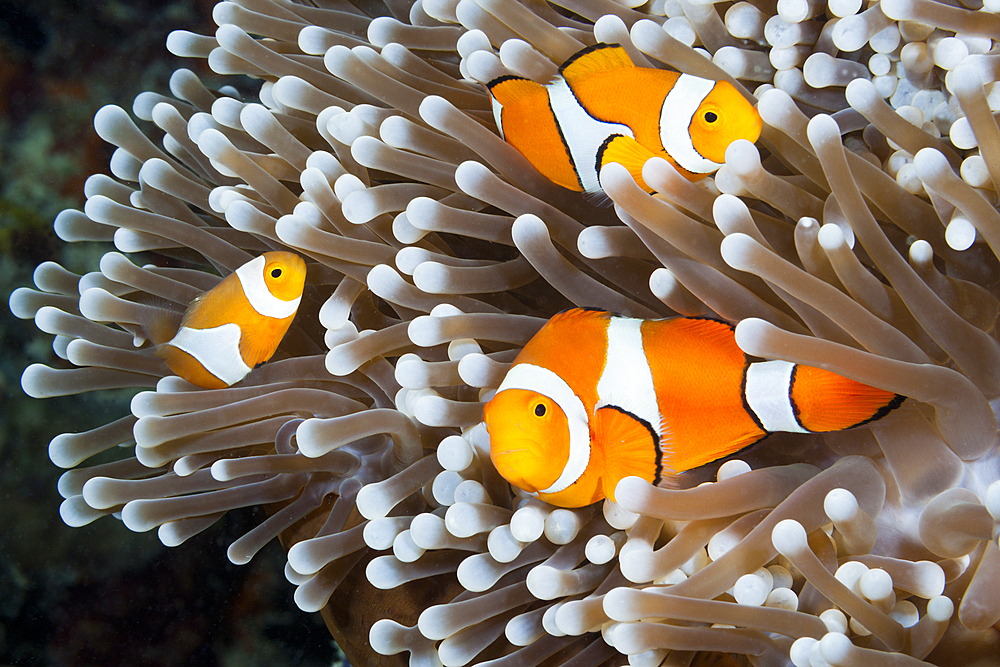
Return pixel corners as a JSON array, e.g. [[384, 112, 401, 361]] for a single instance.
[[483, 309, 903, 508], [156, 251, 307, 389], [487, 43, 763, 193]]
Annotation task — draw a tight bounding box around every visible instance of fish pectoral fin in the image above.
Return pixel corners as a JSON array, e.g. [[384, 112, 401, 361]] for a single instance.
[[559, 44, 634, 85], [593, 405, 661, 502], [598, 135, 657, 193], [238, 327, 280, 370], [486, 75, 545, 107]]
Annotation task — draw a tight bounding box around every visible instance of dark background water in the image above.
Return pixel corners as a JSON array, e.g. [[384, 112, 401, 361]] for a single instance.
[[0, 1, 341, 664]]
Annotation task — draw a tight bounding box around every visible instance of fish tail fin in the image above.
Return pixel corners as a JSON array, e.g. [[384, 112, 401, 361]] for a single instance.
[[791, 365, 905, 432], [486, 75, 545, 108], [137, 295, 185, 347], [486, 75, 548, 139]]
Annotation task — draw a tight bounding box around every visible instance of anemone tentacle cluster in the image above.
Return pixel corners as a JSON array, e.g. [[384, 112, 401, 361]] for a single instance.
[[10, 0, 1000, 665]]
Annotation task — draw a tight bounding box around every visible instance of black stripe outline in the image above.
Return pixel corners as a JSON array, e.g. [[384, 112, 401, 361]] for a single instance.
[[786, 364, 808, 432], [848, 393, 907, 429], [486, 73, 525, 91], [595, 134, 628, 182]]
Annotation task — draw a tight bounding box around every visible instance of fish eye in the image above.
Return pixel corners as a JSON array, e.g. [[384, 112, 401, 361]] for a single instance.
[[704, 111, 718, 123], [533, 403, 546, 417], [271, 268, 282, 278]]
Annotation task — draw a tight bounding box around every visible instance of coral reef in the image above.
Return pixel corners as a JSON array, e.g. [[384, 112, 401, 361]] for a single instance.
[[11, 0, 1000, 665]]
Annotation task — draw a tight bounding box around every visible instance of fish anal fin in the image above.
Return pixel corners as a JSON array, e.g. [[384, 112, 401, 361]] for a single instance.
[[594, 405, 660, 502], [486, 75, 546, 108], [559, 44, 634, 85], [598, 135, 658, 193]]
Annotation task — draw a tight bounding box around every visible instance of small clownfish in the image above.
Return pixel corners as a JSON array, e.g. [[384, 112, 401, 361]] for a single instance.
[[483, 308, 904, 508], [152, 252, 307, 389], [486, 43, 763, 194]]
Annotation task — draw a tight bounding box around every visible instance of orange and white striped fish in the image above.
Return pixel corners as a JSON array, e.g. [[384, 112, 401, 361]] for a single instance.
[[487, 43, 763, 194], [483, 308, 904, 508], [154, 252, 306, 389]]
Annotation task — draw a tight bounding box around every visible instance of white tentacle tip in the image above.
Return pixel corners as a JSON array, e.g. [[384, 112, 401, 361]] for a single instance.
[[772, 519, 808, 557]]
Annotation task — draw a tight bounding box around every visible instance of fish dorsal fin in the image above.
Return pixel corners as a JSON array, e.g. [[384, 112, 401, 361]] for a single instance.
[[593, 405, 660, 502], [559, 44, 634, 86], [670, 316, 737, 349], [486, 75, 545, 107], [547, 306, 611, 327]]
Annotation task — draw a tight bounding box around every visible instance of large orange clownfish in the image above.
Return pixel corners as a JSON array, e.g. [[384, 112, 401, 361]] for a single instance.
[[151, 252, 307, 389], [487, 43, 763, 194], [483, 309, 904, 508]]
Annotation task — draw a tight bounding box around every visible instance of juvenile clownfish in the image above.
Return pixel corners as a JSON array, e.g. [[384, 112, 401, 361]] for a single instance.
[[487, 43, 763, 194], [483, 308, 904, 508], [151, 252, 307, 389]]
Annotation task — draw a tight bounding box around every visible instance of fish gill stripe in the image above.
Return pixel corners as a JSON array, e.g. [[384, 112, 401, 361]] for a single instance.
[[596, 316, 662, 439], [168, 323, 252, 386], [236, 255, 301, 320], [744, 360, 810, 433], [496, 363, 591, 495], [548, 76, 633, 193], [659, 75, 724, 175]]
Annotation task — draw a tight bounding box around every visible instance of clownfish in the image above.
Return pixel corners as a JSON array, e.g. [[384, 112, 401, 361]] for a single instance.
[[483, 309, 904, 508], [151, 252, 307, 389], [487, 43, 763, 194]]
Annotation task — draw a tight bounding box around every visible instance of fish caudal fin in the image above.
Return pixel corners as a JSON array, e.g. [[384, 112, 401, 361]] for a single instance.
[[486, 74, 584, 192], [790, 365, 904, 431], [559, 43, 634, 86], [593, 405, 661, 502], [598, 135, 657, 192], [138, 296, 185, 347], [486, 75, 546, 108]]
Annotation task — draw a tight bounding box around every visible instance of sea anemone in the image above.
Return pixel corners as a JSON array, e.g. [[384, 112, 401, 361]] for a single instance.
[[11, 0, 1000, 665]]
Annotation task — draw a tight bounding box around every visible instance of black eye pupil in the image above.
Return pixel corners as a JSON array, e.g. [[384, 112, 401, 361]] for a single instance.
[[534, 403, 546, 417], [705, 112, 718, 123], [271, 268, 282, 278]]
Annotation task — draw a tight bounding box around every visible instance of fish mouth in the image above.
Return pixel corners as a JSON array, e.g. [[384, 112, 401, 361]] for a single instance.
[[494, 447, 527, 457], [490, 447, 543, 493]]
